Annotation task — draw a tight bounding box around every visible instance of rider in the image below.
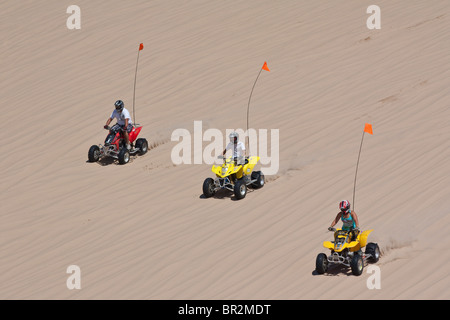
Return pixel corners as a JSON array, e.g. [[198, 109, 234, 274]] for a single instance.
[[104, 100, 133, 150], [329, 200, 360, 241], [222, 132, 246, 165]]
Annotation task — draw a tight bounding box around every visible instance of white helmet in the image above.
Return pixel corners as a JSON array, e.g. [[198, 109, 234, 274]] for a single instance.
[[229, 132, 239, 143]]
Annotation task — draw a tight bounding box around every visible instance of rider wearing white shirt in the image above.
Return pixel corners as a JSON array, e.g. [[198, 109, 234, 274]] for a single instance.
[[111, 107, 132, 127], [222, 132, 246, 164], [104, 100, 133, 150]]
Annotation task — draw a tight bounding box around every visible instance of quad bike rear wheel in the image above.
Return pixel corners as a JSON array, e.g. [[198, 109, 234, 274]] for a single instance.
[[351, 253, 364, 276], [315, 253, 328, 274], [88, 145, 100, 162], [251, 171, 265, 189], [365, 243, 380, 263], [203, 178, 215, 198], [234, 179, 247, 200], [135, 138, 148, 155], [118, 148, 130, 165]]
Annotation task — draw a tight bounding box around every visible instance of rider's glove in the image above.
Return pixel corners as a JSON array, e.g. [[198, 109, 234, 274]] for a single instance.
[[328, 227, 335, 232], [104, 125, 109, 129]]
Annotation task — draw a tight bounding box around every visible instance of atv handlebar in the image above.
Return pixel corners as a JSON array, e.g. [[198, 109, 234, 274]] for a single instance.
[[328, 227, 360, 232], [104, 125, 126, 132], [217, 155, 246, 163]]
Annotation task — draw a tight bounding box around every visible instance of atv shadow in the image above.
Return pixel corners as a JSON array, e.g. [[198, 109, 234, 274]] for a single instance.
[[312, 264, 353, 276], [199, 189, 231, 200], [199, 188, 255, 201], [87, 154, 144, 166], [95, 157, 117, 166], [85, 158, 117, 166]]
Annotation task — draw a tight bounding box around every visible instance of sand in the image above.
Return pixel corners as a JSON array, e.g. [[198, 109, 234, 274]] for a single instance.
[[1, 0, 449, 299]]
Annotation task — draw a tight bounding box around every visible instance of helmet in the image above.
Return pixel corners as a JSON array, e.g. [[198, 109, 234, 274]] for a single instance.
[[339, 200, 350, 212], [114, 100, 124, 112], [229, 132, 239, 143]]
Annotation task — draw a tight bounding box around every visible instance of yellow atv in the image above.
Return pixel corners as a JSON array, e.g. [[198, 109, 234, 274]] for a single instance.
[[202, 156, 264, 200], [316, 228, 380, 276]]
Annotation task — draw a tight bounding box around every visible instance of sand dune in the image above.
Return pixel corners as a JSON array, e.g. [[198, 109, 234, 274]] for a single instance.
[[1, 0, 449, 299]]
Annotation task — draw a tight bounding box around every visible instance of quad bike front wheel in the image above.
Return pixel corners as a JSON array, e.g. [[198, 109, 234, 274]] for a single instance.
[[118, 148, 130, 165], [365, 243, 380, 263], [251, 171, 265, 189], [203, 178, 215, 198], [88, 145, 100, 162], [315, 253, 328, 274], [351, 253, 364, 276], [234, 179, 247, 200]]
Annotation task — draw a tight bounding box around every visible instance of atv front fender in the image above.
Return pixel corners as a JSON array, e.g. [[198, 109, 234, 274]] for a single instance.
[[323, 241, 334, 250], [212, 165, 222, 176]]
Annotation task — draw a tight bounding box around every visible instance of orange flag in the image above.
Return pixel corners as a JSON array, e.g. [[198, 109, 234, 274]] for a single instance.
[[262, 61, 270, 72], [139, 43, 144, 51], [364, 123, 373, 135]]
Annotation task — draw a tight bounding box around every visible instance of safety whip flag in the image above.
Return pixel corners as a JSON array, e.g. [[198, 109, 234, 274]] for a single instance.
[[364, 123, 373, 135], [353, 123, 374, 210], [133, 43, 144, 124], [246, 61, 270, 154]]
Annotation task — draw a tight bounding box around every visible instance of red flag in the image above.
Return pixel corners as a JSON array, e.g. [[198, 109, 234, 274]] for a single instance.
[[139, 43, 144, 51], [262, 61, 270, 72], [364, 123, 373, 135]]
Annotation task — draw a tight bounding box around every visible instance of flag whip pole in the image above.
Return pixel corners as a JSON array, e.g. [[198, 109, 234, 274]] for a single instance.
[[352, 123, 373, 211], [133, 43, 144, 125], [246, 62, 270, 156]]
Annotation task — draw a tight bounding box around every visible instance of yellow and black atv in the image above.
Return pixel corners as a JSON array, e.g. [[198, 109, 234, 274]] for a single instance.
[[202, 156, 264, 200], [316, 228, 380, 276]]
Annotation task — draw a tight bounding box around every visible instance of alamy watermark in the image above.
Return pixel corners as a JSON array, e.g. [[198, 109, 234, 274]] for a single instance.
[[66, 265, 81, 290], [366, 265, 381, 289], [171, 121, 279, 175], [367, 5, 381, 30], [66, 5, 81, 30]]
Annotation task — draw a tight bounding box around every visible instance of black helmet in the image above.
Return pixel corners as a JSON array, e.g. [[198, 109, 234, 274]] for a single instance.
[[114, 100, 124, 111]]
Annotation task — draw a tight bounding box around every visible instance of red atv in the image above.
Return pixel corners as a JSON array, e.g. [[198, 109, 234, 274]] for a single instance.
[[88, 124, 148, 164]]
